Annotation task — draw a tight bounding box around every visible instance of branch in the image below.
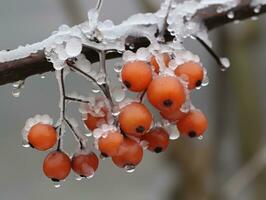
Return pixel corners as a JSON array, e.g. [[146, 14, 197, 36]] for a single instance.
[[0, 2, 265, 86]]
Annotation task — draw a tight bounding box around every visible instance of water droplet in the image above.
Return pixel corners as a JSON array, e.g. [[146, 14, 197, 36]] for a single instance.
[[75, 176, 83, 181], [53, 182, 61, 188], [220, 57, 230, 70], [22, 141, 30, 148], [167, 125, 180, 140], [129, 44, 135, 50], [85, 132, 92, 137], [85, 173, 95, 179], [114, 63, 123, 73], [40, 74, 46, 79], [112, 87, 125, 102], [124, 164, 135, 173], [201, 76, 209, 87], [198, 135, 204, 140], [251, 16, 258, 21], [92, 87, 101, 93], [254, 5, 261, 13], [12, 89, 21, 98], [227, 11, 234, 19]]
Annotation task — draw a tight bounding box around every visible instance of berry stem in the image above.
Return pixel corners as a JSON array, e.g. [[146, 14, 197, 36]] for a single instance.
[[193, 35, 227, 70]]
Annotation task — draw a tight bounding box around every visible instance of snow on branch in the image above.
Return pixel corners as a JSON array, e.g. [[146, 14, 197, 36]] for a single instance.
[[0, 0, 265, 86]]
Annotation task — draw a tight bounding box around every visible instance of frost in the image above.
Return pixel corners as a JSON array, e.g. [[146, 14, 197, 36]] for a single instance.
[[21, 114, 53, 141]]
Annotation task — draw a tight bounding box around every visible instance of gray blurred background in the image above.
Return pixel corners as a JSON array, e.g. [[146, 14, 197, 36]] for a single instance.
[[0, 0, 266, 200]]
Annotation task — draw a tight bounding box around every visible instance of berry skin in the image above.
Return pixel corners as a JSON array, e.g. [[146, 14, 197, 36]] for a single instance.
[[71, 152, 99, 177], [176, 109, 208, 138], [118, 102, 153, 136], [174, 61, 204, 90], [160, 109, 187, 122], [84, 112, 106, 131], [121, 61, 152, 92], [150, 53, 170, 73], [98, 131, 124, 157], [112, 138, 143, 168], [142, 127, 169, 153], [43, 151, 71, 181], [147, 76, 186, 112], [27, 123, 57, 151]]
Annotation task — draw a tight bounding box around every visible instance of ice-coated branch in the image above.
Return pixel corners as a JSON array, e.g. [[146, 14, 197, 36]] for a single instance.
[[0, 0, 265, 86]]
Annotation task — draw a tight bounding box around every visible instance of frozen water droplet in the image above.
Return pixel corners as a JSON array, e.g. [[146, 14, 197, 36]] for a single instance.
[[92, 87, 101, 93], [202, 76, 209, 87], [227, 11, 234, 19], [85, 172, 95, 179], [12, 88, 21, 98], [100, 154, 107, 160], [22, 140, 30, 148], [140, 140, 149, 150], [65, 38, 82, 57], [254, 5, 261, 13], [114, 63, 123, 73], [251, 16, 258, 21], [167, 125, 180, 140], [112, 87, 125, 102], [53, 182, 61, 189], [198, 135, 204, 140], [124, 165, 135, 173], [40, 74, 46, 79], [85, 132, 92, 137], [75, 176, 83, 181], [129, 44, 135, 50], [220, 57, 230, 70], [13, 81, 20, 88]]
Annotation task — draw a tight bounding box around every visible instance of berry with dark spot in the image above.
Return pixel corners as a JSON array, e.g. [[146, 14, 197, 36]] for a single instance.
[[177, 109, 208, 137], [141, 127, 169, 153]]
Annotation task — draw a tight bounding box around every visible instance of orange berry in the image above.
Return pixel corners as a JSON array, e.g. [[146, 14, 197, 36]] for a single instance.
[[147, 76, 186, 112], [98, 131, 124, 157], [150, 53, 170, 73], [84, 111, 107, 131], [160, 109, 187, 122], [71, 152, 99, 177], [174, 61, 204, 90], [142, 127, 169, 153], [27, 123, 57, 151], [176, 109, 208, 137], [112, 138, 143, 168], [121, 61, 152, 92], [43, 151, 71, 181], [118, 102, 153, 136]]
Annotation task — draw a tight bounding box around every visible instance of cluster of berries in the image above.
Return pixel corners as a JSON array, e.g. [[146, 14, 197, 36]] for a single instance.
[[22, 51, 208, 186]]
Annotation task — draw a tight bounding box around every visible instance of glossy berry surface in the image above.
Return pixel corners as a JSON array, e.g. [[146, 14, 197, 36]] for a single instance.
[[160, 109, 187, 122], [98, 131, 124, 157], [142, 127, 169, 153], [147, 76, 186, 112], [176, 109, 208, 137], [118, 102, 153, 136], [43, 151, 71, 181], [121, 61, 152, 92], [112, 138, 143, 168], [150, 53, 170, 73], [71, 152, 99, 177], [174, 61, 204, 90], [84, 112, 106, 131], [28, 123, 57, 151]]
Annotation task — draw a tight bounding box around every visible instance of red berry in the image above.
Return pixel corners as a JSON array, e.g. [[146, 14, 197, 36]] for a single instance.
[[121, 61, 152, 92], [160, 109, 187, 122], [174, 61, 204, 90], [71, 152, 99, 178], [118, 102, 153, 136], [150, 53, 170, 73], [43, 151, 71, 181], [98, 131, 124, 157], [84, 111, 107, 131], [142, 127, 169, 153], [147, 76, 186, 112], [28, 123, 57, 151], [112, 138, 143, 168], [176, 109, 208, 137]]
